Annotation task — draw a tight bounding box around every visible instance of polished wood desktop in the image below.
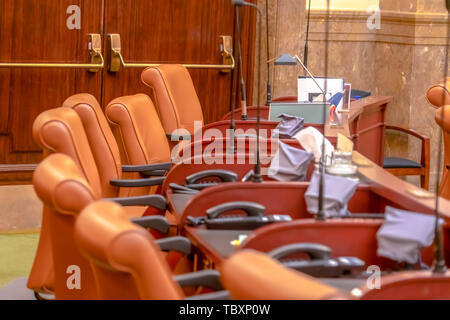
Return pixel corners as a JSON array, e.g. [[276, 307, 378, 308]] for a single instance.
[[177, 150, 450, 268]]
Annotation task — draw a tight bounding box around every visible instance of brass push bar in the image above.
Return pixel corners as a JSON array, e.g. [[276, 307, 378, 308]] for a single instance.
[[107, 34, 235, 73], [0, 34, 104, 73]]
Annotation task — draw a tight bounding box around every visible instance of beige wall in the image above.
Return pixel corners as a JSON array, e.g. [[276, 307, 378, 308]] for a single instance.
[[253, 0, 449, 191]]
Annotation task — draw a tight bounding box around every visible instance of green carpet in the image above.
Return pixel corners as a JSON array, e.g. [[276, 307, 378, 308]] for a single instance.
[[0, 233, 39, 288]]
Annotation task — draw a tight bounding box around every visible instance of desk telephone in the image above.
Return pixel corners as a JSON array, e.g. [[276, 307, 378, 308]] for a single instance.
[[170, 169, 238, 194], [186, 201, 292, 230], [268, 243, 365, 278]]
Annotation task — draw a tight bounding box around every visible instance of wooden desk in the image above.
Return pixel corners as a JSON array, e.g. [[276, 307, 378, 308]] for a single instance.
[[219, 96, 391, 166], [181, 151, 450, 267], [184, 227, 250, 266]]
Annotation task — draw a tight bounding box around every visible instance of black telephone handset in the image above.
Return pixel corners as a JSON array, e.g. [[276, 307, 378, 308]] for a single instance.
[[185, 170, 238, 190], [169, 183, 199, 195], [268, 243, 332, 261], [206, 201, 265, 219], [204, 201, 292, 230], [269, 243, 365, 278]]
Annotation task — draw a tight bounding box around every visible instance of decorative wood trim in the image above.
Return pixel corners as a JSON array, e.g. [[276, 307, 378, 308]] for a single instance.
[[309, 9, 449, 46], [0, 164, 37, 172]]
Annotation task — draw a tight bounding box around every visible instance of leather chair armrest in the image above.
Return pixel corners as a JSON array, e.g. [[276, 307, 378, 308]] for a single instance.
[[185, 291, 231, 300], [166, 133, 192, 141], [155, 236, 191, 254], [110, 177, 165, 187], [131, 216, 170, 234], [105, 194, 167, 210], [121, 162, 172, 176], [174, 270, 223, 291]]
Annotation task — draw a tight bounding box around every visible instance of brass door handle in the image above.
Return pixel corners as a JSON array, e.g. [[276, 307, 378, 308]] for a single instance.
[[107, 34, 235, 73], [0, 34, 104, 73]]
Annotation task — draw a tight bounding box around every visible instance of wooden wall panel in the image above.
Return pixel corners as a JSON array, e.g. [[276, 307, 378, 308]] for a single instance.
[[0, 0, 104, 184], [103, 0, 256, 124]]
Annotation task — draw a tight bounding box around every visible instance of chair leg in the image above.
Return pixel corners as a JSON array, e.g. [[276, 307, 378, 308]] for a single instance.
[[421, 172, 429, 190]]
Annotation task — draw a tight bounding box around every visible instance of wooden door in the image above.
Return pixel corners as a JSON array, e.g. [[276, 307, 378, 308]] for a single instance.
[[102, 0, 255, 124], [0, 0, 104, 184], [0, 0, 256, 184]]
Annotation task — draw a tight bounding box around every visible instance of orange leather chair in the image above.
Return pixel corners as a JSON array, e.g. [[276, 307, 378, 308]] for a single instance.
[[28, 107, 168, 296], [32, 153, 101, 299], [63, 93, 170, 198], [435, 106, 450, 200], [427, 78, 450, 199], [105, 94, 173, 168], [74, 200, 228, 300], [141, 65, 204, 136], [220, 250, 347, 300], [32, 153, 197, 299], [426, 78, 450, 108]]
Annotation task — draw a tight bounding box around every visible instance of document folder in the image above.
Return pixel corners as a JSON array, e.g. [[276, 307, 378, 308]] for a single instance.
[[269, 102, 331, 124]]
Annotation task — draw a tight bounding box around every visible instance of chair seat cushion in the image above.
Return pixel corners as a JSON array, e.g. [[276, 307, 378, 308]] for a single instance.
[[383, 157, 422, 169]]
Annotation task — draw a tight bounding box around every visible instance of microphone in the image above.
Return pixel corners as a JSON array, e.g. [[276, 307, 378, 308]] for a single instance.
[[234, 0, 271, 106], [235, 4, 248, 120], [265, 0, 272, 105], [304, 0, 312, 69], [231, 0, 263, 182]]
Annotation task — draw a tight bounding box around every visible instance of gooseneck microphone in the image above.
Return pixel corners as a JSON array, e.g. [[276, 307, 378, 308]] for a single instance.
[[265, 0, 272, 105], [235, 5, 248, 120], [304, 0, 312, 69], [232, 0, 263, 182], [233, 0, 271, 107]]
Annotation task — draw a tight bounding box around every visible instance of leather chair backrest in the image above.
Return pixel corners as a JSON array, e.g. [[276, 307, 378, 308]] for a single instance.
[[426, 78, 450, 108], [32, 107, 102, 198], [63, 94, 122, 198], [28, 107, 101, 296], [32, 153, 99, 299], [141, 65, 204, 135], [435, 105, 450, 200], [220, 250, 346, 300], [105, 94, 172, 166], [74, 201, 184, 300]]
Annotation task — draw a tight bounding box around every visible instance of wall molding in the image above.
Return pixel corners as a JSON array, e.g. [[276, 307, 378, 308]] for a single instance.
[[309, 9, 449, 46]]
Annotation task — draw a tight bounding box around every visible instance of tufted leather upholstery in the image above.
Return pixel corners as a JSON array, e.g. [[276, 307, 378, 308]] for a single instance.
[[105, 94, 172, 166], [75, 201, 184, 300], [141, 65, 204, 135]]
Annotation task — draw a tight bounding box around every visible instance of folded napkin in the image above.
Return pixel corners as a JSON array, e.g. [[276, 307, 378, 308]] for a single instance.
[[268, 141, 314, 181], [305, 171, 358, 217], [294, 126, 334, 163], [272, 113, 304, 139], [377, 206, 439, 264]]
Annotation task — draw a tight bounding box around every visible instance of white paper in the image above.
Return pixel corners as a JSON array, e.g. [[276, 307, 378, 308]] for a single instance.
[[298, 77, 345, 103]]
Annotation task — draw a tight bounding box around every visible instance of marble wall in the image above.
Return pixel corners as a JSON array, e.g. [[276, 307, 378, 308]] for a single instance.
[[253, 0, 449, 191]]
